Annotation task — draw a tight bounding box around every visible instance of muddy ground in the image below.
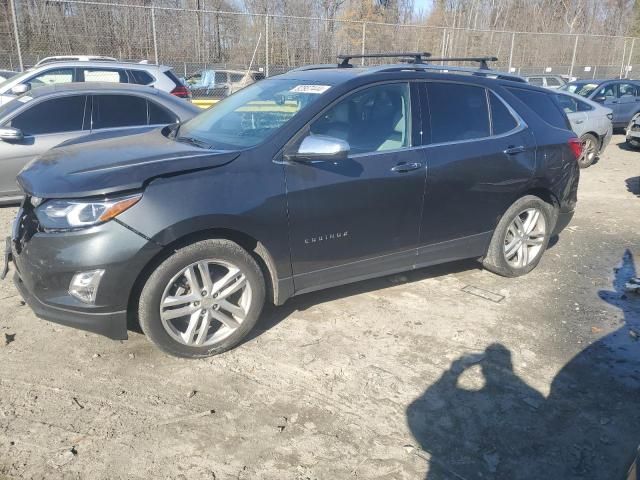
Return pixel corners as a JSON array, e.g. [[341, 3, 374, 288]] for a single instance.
[[0, 135, 639, 480]]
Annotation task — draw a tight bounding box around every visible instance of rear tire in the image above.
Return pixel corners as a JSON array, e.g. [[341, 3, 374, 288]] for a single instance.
[[139, 239, 265, 358], [482, 195, 553, 278], [578, 133, 598, 168]]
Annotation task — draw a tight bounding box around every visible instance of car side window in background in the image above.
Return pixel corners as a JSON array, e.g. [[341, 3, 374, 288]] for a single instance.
[[92, 94, 147, 129], [528, 77, 544, 86], [28, 68, 74, 88], [489, 92, 518, 134], [507, 88, 568, 130], [230, 73, 244, 83], [577, 100, 593, 112], [554, 94, 578, 113], [427, 83, 490, 143], [596, 84, 616, 98], [214, 72, 227, 84], [9, 95, 86, 135], [83, 68, 127, 83], [546, 77, 562, 87], [618, 83, 637, 97], [148, 100, 176, 124], [310, 83, 410, 155], [129, 70, 154, 85]]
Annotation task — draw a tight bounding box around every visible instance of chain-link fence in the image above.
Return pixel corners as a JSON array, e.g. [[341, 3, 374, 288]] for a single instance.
[[1, 0, 638, 82]]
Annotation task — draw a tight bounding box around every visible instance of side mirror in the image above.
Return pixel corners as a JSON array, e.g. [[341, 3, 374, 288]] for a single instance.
[[10, 83, 30, 95], [0, 127, 24, 142], [286, 135, 350, 162], [593, 95, 606, 103]]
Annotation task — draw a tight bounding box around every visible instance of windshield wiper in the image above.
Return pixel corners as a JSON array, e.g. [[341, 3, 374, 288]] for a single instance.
[[175, 135, 211, 149]]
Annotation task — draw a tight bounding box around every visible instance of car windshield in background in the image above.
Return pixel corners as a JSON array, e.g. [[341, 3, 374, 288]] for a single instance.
[[562, 82, 599, 97], [176, 79, 331, 149]]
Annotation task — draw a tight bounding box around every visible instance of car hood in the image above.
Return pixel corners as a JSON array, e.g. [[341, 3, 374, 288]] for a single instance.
[[18, 128, 240, 199]]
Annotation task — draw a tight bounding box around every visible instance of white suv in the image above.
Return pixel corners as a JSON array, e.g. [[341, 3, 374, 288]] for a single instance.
[[0, 61, 190, 105]]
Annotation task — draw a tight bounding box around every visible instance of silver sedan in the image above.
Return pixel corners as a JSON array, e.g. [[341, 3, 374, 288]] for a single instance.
[[554, 90, 613, 168]]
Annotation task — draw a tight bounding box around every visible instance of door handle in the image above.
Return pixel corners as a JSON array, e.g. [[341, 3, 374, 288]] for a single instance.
[[504, 145, 525, 155], [391, 162, 422, 173], [575, 119, 584, 124]]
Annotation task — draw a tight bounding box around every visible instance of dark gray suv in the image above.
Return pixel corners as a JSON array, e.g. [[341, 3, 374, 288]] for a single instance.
[[4, 55, 581, 358]]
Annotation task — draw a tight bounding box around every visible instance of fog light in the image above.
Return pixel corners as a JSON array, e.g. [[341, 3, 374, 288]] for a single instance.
[[69, 269, 105, 304]]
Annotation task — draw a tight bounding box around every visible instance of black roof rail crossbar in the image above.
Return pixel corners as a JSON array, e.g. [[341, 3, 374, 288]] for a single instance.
[[369, 63, 526, 83], [425, 56, 499, 70], [337, 52, 431, 67]]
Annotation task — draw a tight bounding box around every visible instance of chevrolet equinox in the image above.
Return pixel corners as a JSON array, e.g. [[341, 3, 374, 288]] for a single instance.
[[5, 55, 581, 358]]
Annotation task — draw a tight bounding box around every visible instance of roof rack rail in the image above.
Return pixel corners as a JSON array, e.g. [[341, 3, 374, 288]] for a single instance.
[[424, 56, 498, 70], [368, 63, 526, 83], [337, 52, 431, 68]]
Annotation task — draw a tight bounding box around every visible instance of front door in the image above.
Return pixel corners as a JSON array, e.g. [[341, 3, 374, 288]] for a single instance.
[[0, 94, 88, 198], [284, 82, 426, 293]]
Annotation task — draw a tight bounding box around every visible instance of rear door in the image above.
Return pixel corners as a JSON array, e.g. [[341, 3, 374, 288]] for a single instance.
[[417, 82, 535, 263], [616, 82, 640, 125], [284, 81, 426, 293], [0, 94, 88, 197], [554, 93, 587, 136]]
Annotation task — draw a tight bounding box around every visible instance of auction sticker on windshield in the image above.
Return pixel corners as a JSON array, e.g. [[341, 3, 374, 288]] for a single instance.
[[290, 85, 331, 94]]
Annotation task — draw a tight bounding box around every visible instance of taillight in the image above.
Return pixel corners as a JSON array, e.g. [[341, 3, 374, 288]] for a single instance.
[[568, 137, 583, 160], [170, 85, 191, 99]]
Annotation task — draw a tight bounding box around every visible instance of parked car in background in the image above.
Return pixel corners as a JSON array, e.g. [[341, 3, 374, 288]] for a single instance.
[[0, 70, 18, 82], [0, 61, 191, 105], [6, 55, 581, 358], [186, 69, 264, 99], [525, 75, 567, 89], [553, 90, 613, 167], [625, 114, 640, 149], [0, 82, 199, 204], [561, 79, 640, 128], [34, 55, 117, 67]]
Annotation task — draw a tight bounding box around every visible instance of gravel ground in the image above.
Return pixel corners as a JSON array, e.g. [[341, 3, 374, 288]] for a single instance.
[[0, 135, 638, 480]]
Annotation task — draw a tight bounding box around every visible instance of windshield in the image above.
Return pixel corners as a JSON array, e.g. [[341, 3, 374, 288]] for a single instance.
[[176, 78, 331, 149], [561, 82, 599, 97]]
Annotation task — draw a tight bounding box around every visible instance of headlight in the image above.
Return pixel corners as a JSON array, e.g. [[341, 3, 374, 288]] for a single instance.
[[35, 193, 142, 230]]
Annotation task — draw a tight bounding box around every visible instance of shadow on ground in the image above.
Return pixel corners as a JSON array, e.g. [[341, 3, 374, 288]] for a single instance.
[[627, 177, 640, 197], [407, 250, 640, 479]]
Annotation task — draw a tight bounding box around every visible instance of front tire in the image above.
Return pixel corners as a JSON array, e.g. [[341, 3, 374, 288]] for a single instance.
[[482, 196, 553, 278], [139, 239, 265, 358], [578, 133, 599, 168]]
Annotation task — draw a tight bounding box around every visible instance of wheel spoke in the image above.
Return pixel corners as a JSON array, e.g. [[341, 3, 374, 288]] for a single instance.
[[527, 235, 544, 246], [218, 275, 246, 300], [505, 238, 520, 258], [196, 261, 213, 293], [519, 243, 528, 267], [210, 308, 240, 329], [161, 304, 198, 321], [162, 294, 198, 308], [513, 215, 525, 235], [218, 299, 246, 320], [184, 266, 200, 292], [211, 268, 240, 297], [194, 310, 212, 345], [181, 310, 203, 344], [523, 210, 540, 234]]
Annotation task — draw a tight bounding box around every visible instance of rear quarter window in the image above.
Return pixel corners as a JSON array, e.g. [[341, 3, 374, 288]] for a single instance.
[[507, 87, 569, 130], [129, 70, 154, 85]]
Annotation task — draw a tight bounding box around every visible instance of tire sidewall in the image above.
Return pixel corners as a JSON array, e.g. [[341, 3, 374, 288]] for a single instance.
[[578, 133, 598, 168], [139, 239, 265, 358]]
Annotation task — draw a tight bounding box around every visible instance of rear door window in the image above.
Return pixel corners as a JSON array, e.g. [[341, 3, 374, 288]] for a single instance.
[[91, 94, 147, 129], [82, 68, 127, 83], [9, 95, 87, 135], [618, 83, 638, 98], [546, 77, 562, 87], [507, 87, 569, 130], [528, 77, 544, 87], [427, 83, 490, 143], [554, 94, 578, 113]]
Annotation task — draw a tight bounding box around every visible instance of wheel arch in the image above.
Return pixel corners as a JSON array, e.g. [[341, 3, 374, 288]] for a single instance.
[[127, 227, 282, 325]]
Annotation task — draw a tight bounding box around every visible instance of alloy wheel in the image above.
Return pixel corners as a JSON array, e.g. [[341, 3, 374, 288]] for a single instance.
[[503, 208, 546, 268], [159, 260, 252, 347]]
